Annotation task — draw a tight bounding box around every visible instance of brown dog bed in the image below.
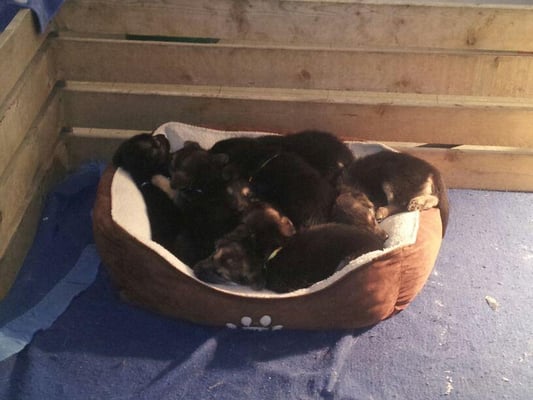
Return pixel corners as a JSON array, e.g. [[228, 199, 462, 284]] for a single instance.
[[93, 122, 444, 330]]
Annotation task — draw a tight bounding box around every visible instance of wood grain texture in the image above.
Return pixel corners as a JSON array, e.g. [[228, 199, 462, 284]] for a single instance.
[[0, 92, 64, 260], [53, 0, 533, 51], [0, 45, 57, 177], [0, 10, 48, 106], [62, 81, 533, 147], [54, 36, 533, 97]]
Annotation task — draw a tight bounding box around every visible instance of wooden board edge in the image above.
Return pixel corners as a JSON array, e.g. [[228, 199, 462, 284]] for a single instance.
[[53, 0, 533, 52], [0, 92, 66, 261], [0, 44, 58, 177], [61, 82, 533, 148], [0, 150, 68, 300], [386, 142, 533, 192], [65, 127, 533, 192], [0, 9, 49, 106]]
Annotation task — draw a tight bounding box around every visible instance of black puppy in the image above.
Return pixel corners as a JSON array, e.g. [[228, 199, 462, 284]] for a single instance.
[[339, 150, 449, 236], [265, 223, 385, 293], [112, 133, 171, 185], [256, 130, 355, 184], [248, 151, 337, 228], [112, 132, 183, 249], [153, 141, 243, 264], [210, 130, 354, 184]]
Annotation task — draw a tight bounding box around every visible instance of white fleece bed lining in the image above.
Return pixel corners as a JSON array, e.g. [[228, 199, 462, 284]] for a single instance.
[[110, 122, 419, 298]]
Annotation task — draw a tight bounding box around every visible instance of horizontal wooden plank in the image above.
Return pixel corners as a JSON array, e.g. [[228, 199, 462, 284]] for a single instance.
[[65, 127, 146, 169], [0, 44, 57, 177], [54, 36, 533, 97], [66, 127, 533, 192], [0, 91, 65, 260], [385, 143, 533, 192], [53, 0, 533, 52], [61, 81, 533, 147], [0, 10, 49, 107]]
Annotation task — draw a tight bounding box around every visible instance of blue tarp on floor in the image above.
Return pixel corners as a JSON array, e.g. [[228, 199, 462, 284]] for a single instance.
[[0, 163, 532, 399]]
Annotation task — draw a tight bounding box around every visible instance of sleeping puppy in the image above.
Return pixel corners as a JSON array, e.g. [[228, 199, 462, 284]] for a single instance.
[[153, 141, 243, 264], [112, 132, 183, 249], [331, 185, 389, 242], [194, 211, 385, 292], [247, 151, 337, 228], [256, 130, 355, 184], [193, 202, 296, 288], [339, 150, 449, 236], [264, 223, 386, 293], [210, 130, 354, 184], [112, 133, 171, 185], [200, 138, 337, 229]]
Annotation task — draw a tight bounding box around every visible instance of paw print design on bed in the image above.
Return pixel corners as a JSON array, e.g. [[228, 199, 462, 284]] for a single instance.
[[93, 122, 445, 330]]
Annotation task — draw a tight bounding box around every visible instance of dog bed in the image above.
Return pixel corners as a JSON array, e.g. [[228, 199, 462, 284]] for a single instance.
[[93, 122, 444, 330]]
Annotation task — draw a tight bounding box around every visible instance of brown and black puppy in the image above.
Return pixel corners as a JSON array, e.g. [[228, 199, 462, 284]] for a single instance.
[[194, 216, 385, 292], [153, 141, 244, 264], [339, 150, 449, 236], [112, 133, 171, 185], [193, 202, 296, 288], [264, 223, 386, 293], [331, 185, 389, 242]]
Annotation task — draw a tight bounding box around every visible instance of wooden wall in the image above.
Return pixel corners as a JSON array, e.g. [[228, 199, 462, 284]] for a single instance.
[[0, 11, 67, 298], [1, 0, 533, 297], [52, 0, 533, 191]]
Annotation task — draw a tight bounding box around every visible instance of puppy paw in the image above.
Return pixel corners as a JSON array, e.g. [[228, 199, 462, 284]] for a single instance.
[[375, 207, 390, 221], [151, 175, 176, 199], [408, 194, 439, 211]]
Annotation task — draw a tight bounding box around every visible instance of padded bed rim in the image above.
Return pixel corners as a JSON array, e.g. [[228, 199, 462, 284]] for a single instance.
[[93, 166, 442, 330]]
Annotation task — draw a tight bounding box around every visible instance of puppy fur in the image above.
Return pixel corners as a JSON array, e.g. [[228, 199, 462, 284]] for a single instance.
[[155, 141, 243, 264], [112, 133, 171, 185], [248, 152, 337, 229], [193, 202, 296, 288], [265, 223, 386, 293], [339, 150, 449, 236], [331, 185, 389, 242], [112, 132, 183, 249], [210, 130, 354, 184]]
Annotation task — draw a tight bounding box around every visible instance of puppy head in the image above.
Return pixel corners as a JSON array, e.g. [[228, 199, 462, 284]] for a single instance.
[[169, 141, 229, 199], [225, 179, 254, 212], [332, 190, 389, 242], [193, 227, 266, 289], [112, 133, 171, 183], [193, 203, 295, 289], [241, 203, 296, 255]]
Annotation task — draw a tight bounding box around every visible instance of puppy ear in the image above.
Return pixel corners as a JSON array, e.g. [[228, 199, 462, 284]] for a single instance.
[[279, 216, 296, 237], [183, 140, 201, 149]]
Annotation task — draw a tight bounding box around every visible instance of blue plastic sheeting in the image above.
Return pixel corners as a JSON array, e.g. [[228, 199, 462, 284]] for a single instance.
[[0, 163, 532, 399], [0, 0, 65, 32], [0, 245, 99, 361]]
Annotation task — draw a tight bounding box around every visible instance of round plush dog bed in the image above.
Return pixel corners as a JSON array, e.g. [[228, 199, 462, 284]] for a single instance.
[[93, 122, 444, 330]]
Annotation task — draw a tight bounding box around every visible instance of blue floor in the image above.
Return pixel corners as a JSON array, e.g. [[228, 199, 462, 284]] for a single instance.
[[0, 163, 532, 399]]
